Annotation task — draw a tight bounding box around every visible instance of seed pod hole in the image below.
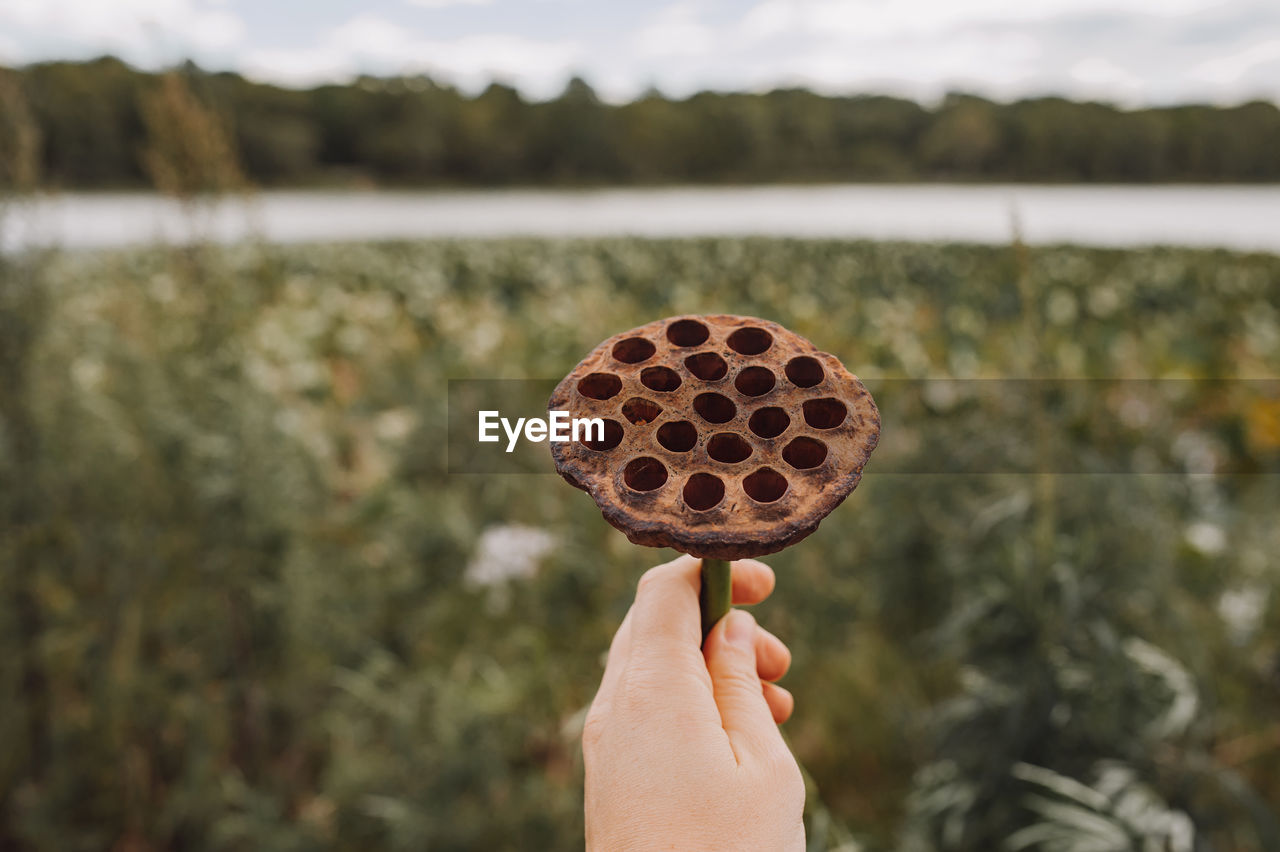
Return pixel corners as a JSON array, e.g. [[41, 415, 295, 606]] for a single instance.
[[727, 326, 773, 355], [748, 407, 790, 439], [803, 397, 847, 429], [707, 433, 753, 464], [734, 366, 776, 397], [580, 419, 624, 451], [782, 436, 828, 470], [683, 472, 725, 510], [785, 356, 824, 388], [743, 467, 789, 503], [667, 319, 710, 347], [656, 420, 698, 452], [621, 397, 663, 425], [613, 337, 656, 364], [641, 366, 682, 392], [685, 351, 728, 381], [624, 456, 668, 492], [578, 372, 622, 400], [693, 392, 736, 424]]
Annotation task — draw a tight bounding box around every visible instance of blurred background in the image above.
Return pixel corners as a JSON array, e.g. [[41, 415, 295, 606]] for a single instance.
[[2, 1, 1279, 850]]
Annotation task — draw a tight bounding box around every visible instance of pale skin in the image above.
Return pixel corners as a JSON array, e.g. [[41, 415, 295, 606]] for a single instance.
[[582, 554, 806, 851]]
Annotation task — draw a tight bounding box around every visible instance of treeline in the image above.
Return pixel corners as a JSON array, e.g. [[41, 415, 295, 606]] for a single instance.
[[4, 55, 1280, 189]]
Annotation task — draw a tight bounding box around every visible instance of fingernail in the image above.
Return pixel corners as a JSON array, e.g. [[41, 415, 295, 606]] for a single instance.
[[724, 609, 755, 646]]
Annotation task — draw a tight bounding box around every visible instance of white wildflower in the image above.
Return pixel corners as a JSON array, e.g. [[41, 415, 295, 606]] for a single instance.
[[464, 525, 557, 604], [71, 357, 106, 391], [1218, 586, 1266, 644], [1046, 289, 1077, 325], [1184, 521, 1226, 556], [373, 408, 417, 442]]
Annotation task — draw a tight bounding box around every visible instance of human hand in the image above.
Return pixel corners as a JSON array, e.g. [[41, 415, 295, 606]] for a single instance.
[[583, 554, 805, 851]]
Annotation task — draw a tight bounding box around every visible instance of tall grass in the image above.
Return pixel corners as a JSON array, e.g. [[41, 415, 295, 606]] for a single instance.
[[2, 234, 1279, 850], [139, 71, 245, 203]]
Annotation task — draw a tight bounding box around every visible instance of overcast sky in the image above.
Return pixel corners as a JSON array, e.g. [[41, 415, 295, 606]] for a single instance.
[[2, 0, 1279, 105]]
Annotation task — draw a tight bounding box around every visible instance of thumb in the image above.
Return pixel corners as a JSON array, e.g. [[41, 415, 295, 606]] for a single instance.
[[703, 609, 787, 765]]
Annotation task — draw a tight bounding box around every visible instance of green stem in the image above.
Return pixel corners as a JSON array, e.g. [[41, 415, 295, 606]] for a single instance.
[[699, 558, 732, 640]]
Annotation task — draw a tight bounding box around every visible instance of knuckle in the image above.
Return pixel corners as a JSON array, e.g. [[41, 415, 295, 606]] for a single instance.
[[767, 752, 806, 802], [762, 635, 792, 671], [635, 555, 694, 599], [617, 664, 663, 711], [581, 708, 608, 754], [724, 666, 760, 692], [635, 567, 663, 596]]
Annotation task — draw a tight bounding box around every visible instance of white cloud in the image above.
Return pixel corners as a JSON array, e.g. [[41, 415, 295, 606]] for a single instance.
[[242, 14, 582, 98], [739, 1, 798, 42], [1069, 57, 1146, 99], [634, 3, 715, 58], [699, 0, 1280, 104], [738, 0, 1223, 43], [745, 28, 1044, 99], [0, 32, 19, 64], [406, 0, 492, 7], [1189, 38, 1280, 84], [2, 0, 1277, 107], [0, 0, 244, 64]]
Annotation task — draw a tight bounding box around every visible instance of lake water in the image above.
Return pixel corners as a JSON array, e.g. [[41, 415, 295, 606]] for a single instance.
[[4, 185, 1279, 251]]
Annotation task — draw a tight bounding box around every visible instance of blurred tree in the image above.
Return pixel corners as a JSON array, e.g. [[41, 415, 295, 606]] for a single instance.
[[344, 77, 456, 183], [836, 95, 929, 179], [527, 77, 623, 182], [667, 92, 759, 181], [918, 94, 1004, 178], [19, 56, 145, 187], [5, 58, 1280, 187], [452, 82, 531, 183], [0, 71, 41, 193], [206, 73, 320, 185]]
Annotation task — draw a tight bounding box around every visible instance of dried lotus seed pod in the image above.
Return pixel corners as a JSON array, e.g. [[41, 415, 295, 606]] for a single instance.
[[548, 314, 880, 560]]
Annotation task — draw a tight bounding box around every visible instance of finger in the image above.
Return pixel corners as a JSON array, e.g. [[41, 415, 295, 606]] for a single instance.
[[626, 556, 774, 655], [632, 555, 774, 611], [628, 555, 781, 680], [628, 554, 705, 659], [763, 682, 794, 725], [703, 609, 790, 764], [730, 559, 776, 606], [755, 626, 792, 683]]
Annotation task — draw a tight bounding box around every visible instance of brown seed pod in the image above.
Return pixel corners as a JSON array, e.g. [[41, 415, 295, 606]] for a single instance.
[[548, 315, 880, 559]]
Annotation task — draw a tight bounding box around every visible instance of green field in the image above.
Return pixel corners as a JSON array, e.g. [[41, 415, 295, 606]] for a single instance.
[[2, 237, 1279, 850]]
